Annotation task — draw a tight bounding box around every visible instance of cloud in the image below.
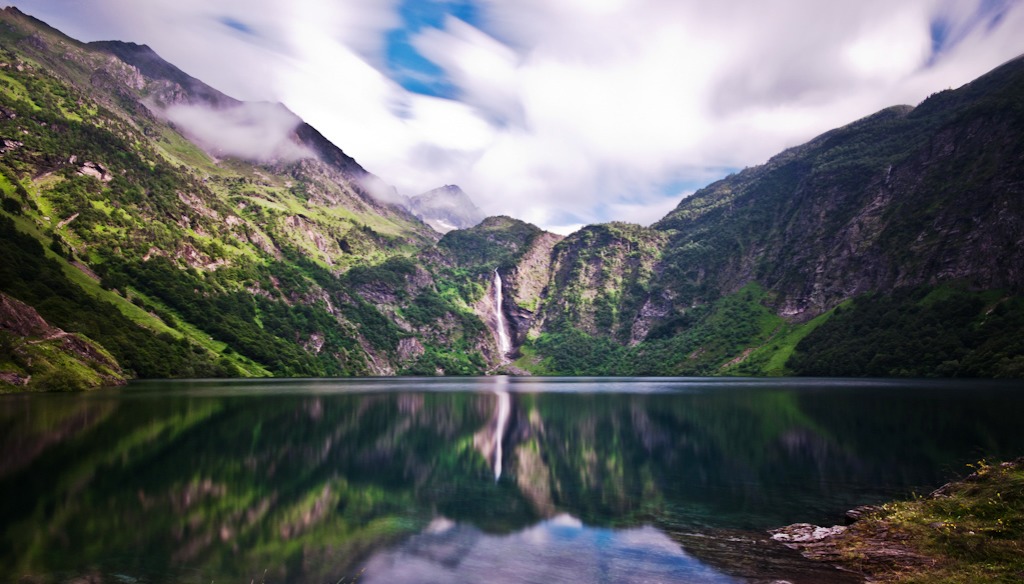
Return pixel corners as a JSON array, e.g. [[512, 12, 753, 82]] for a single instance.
[[9, 0, 1024, 232], [400, 0, 1024, 229], [163, 102, 314, 162]]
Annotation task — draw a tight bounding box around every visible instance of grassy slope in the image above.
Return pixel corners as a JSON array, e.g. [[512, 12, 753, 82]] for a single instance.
[[3, 197, 268, 377], [816, 459, 1024, 583], [0, 9, 497, 385]]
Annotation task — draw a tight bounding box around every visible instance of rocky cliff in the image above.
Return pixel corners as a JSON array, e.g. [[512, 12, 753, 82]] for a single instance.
[[654, 57, 1024, 320]]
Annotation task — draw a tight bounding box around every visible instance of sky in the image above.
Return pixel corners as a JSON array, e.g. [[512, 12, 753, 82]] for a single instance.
[[8, 0, 1024, 233]]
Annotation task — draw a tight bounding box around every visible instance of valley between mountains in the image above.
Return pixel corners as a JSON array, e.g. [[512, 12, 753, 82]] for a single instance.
[[1, 6, 1022, 390]]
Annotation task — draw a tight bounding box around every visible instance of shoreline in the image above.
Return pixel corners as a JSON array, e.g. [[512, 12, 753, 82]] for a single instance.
[[770, 458, 1024, 583]]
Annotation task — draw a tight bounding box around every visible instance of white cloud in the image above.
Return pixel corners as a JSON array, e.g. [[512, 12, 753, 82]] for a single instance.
[[9, 0, 1024, 232], [412, 17, 522, 123], [164, 102, 313, 162]]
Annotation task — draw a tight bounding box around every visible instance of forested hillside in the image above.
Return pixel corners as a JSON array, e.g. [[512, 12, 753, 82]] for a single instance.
[[0, 7, 498, 389], [510, 55, 1024, 377], [2, 6, 1022, 388]]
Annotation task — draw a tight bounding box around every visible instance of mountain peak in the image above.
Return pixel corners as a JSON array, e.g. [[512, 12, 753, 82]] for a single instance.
[[409, 185, 485, 233], [88, 40, 238, 108]]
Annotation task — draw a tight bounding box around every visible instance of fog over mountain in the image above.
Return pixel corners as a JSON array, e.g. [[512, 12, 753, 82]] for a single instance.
[[8, 0, 1024, 233]]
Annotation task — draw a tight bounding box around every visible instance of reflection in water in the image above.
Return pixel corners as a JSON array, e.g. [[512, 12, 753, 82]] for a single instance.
[[361, 514, 740, 584], [0, 378, 1022, 583], [494, 386, 511, 481], [473, 377, 511, 482]]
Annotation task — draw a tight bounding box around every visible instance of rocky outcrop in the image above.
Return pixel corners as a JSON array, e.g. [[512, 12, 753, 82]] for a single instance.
[[766, 458, 1024, 583], [0, 292, 56, 338], [0, 293, 126, 390], [505, 231, 562, 344], [538, 222, 668, 341], [770, 510, 940, 581], [397, 337, 425, 361], [88, 40, 237, 108]]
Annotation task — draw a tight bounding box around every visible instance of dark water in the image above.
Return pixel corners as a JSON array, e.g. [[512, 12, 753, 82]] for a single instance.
[[2, 377, 1023, 583]]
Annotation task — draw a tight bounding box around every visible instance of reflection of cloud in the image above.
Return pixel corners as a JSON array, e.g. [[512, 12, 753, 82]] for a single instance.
[[425, 516, 456, 534], [164, 102, 314, 162], [360, 517, 738, 584], [549, 513, 583, 528]]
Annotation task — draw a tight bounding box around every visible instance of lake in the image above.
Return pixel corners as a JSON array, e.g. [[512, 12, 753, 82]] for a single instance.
[[2, 377, 1023, 583]]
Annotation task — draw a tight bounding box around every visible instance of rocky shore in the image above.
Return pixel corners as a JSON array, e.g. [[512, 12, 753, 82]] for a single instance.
[[769, 459, 1024, 583]]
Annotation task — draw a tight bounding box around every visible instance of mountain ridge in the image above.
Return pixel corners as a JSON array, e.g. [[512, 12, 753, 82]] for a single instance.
[[0, 8, 495, 387], [1, 8, 1022, 386]]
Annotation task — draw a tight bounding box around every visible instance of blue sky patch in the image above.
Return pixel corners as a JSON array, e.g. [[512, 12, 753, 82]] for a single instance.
[[659, 171, 739, 198], [219, 16, 256, 36], [384, 0, 480, 97], [928, 0, 1014, 65]]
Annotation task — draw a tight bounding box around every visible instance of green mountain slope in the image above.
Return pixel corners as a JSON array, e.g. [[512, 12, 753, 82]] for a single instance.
[[2, 6, 1022, 386], [514, 56, 1024, 377], [0, 7, 496, 387]]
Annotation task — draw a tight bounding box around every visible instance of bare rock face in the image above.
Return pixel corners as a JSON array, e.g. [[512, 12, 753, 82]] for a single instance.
[[0, 293, 56, 338], [538, 222, 668, 340], [0, 138, 22, 153], [509, 232, 562, 309], [78, 160, 113, 182], [506, 231, 562, 344], [629, 292, 672, 345], [397, 337, 425, 361], [0, 293, 125, 389]]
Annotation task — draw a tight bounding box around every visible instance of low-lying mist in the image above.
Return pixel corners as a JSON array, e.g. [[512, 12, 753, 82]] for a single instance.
[[164, 101, 314, 163]]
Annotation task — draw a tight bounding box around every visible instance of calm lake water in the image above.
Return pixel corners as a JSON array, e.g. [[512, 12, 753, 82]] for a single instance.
[[2, 377, 1023, 583]]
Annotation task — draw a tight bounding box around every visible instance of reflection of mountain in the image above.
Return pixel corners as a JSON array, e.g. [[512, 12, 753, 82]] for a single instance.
[[2, 379, 1023, 582]]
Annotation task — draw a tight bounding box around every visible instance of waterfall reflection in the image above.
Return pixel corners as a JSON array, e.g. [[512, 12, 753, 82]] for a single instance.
[[473, 377, 511, 481]]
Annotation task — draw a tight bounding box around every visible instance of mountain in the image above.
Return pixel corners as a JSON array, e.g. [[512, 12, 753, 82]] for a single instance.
[[0, 7, 495, 388], [513, 55, 1024, 377], [409, 184, 486, 233], [1, 7, 1022, 389]]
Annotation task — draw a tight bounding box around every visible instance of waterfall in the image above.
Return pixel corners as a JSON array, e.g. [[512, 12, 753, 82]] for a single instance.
[[493, 269, 511, 361], [493, 384, 511, 482], [491, 272, 512, 481]]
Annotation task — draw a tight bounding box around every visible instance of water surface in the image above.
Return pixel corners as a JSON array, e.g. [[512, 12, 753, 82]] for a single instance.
[[2, 377, 1022, 583]]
